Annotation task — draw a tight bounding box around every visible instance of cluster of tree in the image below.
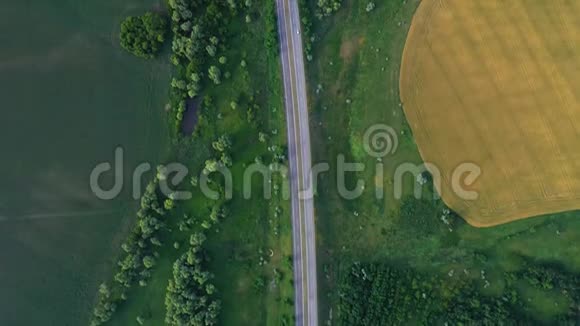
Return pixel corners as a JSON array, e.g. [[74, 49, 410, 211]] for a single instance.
[[168, 0, 232, 100], [165, 232, 221, 325], [120, 12, 168, 59], [91, 180, 168, 325], [202, 134, 233, 176], [398, 196, 444, 236], [172, 98, 187, 125], [164, 187, 230, 324], [165, 0, 281, 136], [337, 261, 580, 325], [213, 134, 233, 167], [315, 0, 342, 18], [167, 0, 260, 131], [443, 282, 514, 324], [337, 263, 439, 325], [268, 144, 287, 163], [514, 262, 580, 321], [91, 283, 117, 326], [201, 204, 229, 229]]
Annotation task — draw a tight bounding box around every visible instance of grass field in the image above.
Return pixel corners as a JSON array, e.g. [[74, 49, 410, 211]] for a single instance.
[[103, 2, 294, 325], [305, 0, 580, 323], [0, 0, 171, 324], [401, 0, 580, 226]]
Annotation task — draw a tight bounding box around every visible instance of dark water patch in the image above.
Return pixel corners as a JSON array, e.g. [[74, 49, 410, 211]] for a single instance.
[[181, 97, 200, 135]]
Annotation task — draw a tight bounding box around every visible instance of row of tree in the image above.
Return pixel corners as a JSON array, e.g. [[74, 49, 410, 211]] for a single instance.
[[91, 180, 171, 325], [299, 0, 314, 61], [264, 0, 278, 56]]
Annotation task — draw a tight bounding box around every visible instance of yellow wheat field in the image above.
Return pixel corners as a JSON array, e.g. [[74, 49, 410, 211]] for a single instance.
[[400, 0, 580, 227]]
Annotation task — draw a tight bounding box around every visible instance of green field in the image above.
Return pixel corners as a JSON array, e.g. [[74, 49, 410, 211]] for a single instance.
[[0, 0, 170, 324], [306, 0, 580, 323]]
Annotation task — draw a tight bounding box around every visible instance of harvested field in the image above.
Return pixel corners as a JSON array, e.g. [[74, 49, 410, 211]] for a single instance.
[[400, 0, 580, 226]]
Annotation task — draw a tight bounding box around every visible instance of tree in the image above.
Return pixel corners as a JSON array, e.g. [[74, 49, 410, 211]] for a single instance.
[[264, 0, 278, 52], [171, 78, 187, 90], [190, 175, 198, 187], [143, 256, 156, 269], [226, 0, 238, 13], [206, 44, 217, 57], [203, 159, 222, 174], [150, 237, 162, 247], [180, 21, 191, 31], [91, 299, 117, 326], [258, 132, 268, 143], [316, 0, 343, 18], [190, 233, 207, 247], [164, 198, 175, 210], [201, 220, 212, 229], [220, 153, 233, 167], [212, 135, 232, 152], [156, 165, 168, 180], [120, 12, 167, 59], [98, 283, 111, 298], [208, 66, 221, 84], [165, 245, 221, 326]]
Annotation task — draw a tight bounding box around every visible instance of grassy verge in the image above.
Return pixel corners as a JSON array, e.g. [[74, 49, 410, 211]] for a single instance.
[[306, 0, 580, 324]]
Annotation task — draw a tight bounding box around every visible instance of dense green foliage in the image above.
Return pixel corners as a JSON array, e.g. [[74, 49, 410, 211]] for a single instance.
[[120, 12, 168, 59], [165, 233, 220, 325], [299, 0, 314, 61], [399, 195, 443, 236], [316, 0, 343, 18], [167, 0, 237, 127], [264, 0, 279, 56], [338, 261, 580, 325]]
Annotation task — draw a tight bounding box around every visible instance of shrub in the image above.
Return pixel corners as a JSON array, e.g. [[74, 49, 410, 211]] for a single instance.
[[120, 12, 167, 59]]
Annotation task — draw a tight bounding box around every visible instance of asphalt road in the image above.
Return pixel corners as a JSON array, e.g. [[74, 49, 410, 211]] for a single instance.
[[275, 0, 319, 325]]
